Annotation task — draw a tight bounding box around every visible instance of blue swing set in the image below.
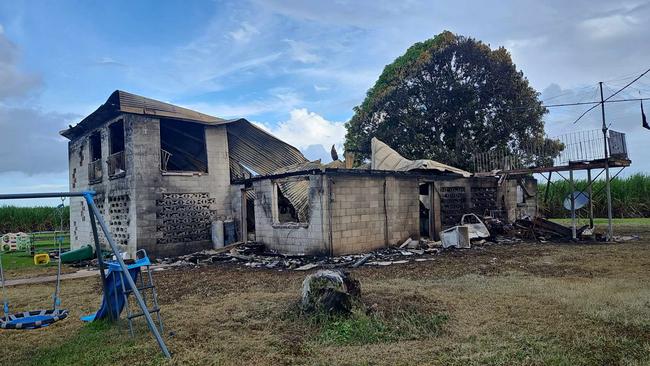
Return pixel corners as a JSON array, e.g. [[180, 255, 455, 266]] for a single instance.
[[0, 198, 68, 330], [0, 191, 171, 359]]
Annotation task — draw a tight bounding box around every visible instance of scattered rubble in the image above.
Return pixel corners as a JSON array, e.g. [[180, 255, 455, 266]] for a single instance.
[[154, 215, 630, 271], [441, 226, 471, 249], [460, 214, 490, 239], [158, 240, 445, 270]]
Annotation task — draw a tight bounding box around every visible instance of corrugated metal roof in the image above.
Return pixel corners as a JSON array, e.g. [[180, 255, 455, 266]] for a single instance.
[[226, 121, 311, 221], [371, 137, 471, 177], [277, 179, 311, 222], [60, 90, 314, 218], [226, 121, 307, 176], [116, 90, 224, 124], [61, 90, 228, 139]]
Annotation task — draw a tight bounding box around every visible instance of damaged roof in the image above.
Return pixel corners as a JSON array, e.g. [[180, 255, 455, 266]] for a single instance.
[[61, 90, 312, 220], [371, 138, 471, 177], [60, 90, 230, 139]]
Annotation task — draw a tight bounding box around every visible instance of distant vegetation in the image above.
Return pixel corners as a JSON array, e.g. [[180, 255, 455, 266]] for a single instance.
[[539, 173, 650, 218], [0, 206, 70, 233]]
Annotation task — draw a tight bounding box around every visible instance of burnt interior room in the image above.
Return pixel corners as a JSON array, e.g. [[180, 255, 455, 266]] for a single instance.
[[109, 119, 125, 155], [159, 118, 208, 172], [276, 184, 302, 223], [419, 183, 430, 238], [89, 131, 102, 162]]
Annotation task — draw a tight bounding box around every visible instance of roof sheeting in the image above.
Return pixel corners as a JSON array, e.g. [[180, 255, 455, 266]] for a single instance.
[[61, 90, 228, 139], [277, 179, 311, 222], [225, 120, 312, 222], [116, 90, 224, 124], [226, 120, 307, 177], [60, 90, 313, 221], [371, 137, 471, 177]]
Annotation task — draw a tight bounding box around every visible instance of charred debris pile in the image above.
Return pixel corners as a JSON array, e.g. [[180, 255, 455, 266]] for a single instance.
[[157, 214, 616, 271]]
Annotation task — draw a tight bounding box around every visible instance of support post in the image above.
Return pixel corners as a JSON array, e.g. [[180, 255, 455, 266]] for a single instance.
[[599, 82, 614, 240], [428, 183, 435, 240], [241, 189, 247, 243], [84, 193, 171, 359], [88, 206, 114, 320], [570, 169, 576, 240], [587, 169, 594, 229], [543, 172, 552, 204]]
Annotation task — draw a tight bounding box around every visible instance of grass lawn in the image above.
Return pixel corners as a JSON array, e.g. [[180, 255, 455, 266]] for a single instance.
[[1, 223, 649, 365], [551, 217, 650, 227], [1, 232, 72, 277]]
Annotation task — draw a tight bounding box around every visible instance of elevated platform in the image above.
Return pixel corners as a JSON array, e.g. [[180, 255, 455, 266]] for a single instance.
[[492, 158, 631, 176]]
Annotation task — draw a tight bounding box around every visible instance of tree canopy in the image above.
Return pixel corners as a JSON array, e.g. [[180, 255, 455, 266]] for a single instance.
[[344, 31, 560, 171]]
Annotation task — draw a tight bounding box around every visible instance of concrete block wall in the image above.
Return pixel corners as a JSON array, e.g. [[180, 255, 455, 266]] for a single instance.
[[435, 176, 537, 227], [385, 177, 420, 245], [68, 115, 136, 255], [252, 175, 328, 255], [130, 115, 233, 257], [328, 175, 419, 256], [68, 113, 234, 258]]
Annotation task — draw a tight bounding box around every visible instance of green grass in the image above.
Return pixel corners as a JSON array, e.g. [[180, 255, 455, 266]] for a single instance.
[[301, 309, 448, 346], [1, 251, 40, 270], [1, 232, 71, 271], [551, 217, 650, 226], [27, 320, 164, 366]]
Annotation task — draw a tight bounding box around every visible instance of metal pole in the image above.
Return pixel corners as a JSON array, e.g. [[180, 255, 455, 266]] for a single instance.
[[599, 82, 614, 240], [587, 169, 594, 229], [88, 203, 114, 320], [83, 193, 171, 359], [0, 192, 89, 200], [543, 172, 552, 204], [0, 252, 8, 318], [570, 169, 576, 240]]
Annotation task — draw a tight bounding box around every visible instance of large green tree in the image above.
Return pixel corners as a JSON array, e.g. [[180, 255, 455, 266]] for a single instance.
[[345, 31, 560, 170]]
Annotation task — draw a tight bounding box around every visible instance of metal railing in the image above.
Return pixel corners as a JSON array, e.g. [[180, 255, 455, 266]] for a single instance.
[[88, 159, 103, 183], [107, 151, 126, 178], [472, 129, 628, 173], [160, 149, 172, 172]]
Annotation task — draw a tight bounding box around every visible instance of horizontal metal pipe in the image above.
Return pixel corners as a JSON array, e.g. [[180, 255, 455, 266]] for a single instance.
[[0, 191, 95, 200]]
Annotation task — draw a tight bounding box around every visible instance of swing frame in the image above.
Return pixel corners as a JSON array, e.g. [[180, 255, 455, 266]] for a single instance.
[[0, 191, 170, 358], [0, 197, 66, 330]]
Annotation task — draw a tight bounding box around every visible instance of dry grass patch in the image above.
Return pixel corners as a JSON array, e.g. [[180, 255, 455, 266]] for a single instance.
[[1, 225, 649, 365]]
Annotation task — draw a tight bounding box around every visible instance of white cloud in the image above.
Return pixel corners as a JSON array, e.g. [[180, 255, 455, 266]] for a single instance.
[[229, 22, 260, 43], [180, 88, 302, 118], [284, 39, 320, 63], [0, 106, 76, 174], [579, 14, 639, 40], [93, 56, 126, 67], [258, 108, 346, 151], [0, 27, 41, 100]]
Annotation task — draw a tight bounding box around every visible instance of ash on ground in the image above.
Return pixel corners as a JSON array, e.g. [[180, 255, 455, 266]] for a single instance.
[[156, 236, 521, 271]]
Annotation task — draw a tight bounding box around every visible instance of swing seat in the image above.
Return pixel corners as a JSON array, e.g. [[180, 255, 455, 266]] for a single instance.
[[0, 309, 68, 330]]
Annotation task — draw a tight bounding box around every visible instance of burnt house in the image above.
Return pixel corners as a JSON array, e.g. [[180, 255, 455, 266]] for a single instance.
[[62, 91, 536, 258]]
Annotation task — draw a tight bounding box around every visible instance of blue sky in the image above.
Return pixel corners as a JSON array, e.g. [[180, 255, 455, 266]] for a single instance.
[[1, 0, 649, 206]]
